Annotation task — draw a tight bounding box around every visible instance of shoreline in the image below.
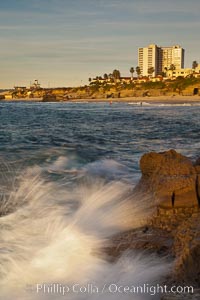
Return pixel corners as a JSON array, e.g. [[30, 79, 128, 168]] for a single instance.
[[2, 95, 200, 104], [70, 95, 200, 104]]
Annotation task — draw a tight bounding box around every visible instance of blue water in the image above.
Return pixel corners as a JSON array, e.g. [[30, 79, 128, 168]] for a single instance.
[[0, 101, 199, 182]]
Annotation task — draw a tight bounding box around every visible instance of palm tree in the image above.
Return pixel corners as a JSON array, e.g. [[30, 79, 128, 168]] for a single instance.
[[169, 64, 176, 71], [192, 61, 198, 69], [163, 67, 168, 77], [136, 66, 141, 77], [148, 67, 155, 77], [130, 67, 134, 79], [104, 73, 108, 80], [108, 73, 113, 79], [112, 69, 121, 81]]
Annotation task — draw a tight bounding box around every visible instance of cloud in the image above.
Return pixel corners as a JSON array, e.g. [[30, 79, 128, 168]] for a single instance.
[[98, 0, 200, 14], [0, 0, 200, 88]]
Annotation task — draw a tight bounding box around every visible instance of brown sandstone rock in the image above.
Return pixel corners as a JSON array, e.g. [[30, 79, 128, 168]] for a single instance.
[[136, 149, 198, 208], [106, 151, 200, 291], [136, 150, 200, 287], [194, 157, 200, 166], [173, 214, 200, 286]]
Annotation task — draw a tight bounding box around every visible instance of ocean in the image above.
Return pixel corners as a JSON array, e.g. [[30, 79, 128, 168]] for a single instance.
[[0, 101, 199, 299]]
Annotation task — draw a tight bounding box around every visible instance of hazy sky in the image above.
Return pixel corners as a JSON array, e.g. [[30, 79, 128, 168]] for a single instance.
[[1, 0, 200, 88]]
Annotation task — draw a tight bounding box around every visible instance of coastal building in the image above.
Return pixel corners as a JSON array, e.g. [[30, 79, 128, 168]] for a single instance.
[[14, 86, 26, 92], [30, 79, 41, 90], [138, 44, 160, 77], [166, 68, 193, 78], [161, 45, 184, 70], [138, 44, 185, 76]]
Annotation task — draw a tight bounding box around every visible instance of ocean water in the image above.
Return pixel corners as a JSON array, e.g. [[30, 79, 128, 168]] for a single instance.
[[0, 101, 199, 299]]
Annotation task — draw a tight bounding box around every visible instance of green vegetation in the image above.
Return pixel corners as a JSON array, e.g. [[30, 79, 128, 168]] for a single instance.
[[85, 67, 200, 98], [170, 76, 200, 94], [169, 64, 176, 71], [147, 67, 155, 76], [112, 69, 121, 81], [136, 66, 141, 77], [192, 60, 198, 69], [141, 81, 165, 89], [130, 67, 134, 78], [121, 82, 135, 90]]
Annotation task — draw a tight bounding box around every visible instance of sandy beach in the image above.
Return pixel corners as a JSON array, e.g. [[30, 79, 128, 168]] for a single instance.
[[69, 95, 200, 104], [2, 95, 200, 104]]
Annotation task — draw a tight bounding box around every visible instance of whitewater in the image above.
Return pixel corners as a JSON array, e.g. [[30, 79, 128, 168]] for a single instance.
[[0, 101, 200, 299]]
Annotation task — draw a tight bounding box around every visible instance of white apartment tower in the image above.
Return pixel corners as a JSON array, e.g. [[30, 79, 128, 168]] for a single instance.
[[138, 44, 160, 77], [138, 44, 185, 76], [161, 45, 185, 70]]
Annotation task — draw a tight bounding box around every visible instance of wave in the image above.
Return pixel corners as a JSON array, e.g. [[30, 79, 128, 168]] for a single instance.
[[0, 163, 170, 300], [47, 157, 134, 184], [128, 102, 200, 107]]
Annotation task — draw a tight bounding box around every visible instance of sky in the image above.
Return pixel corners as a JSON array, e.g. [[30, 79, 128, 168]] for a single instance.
[[1, 0, 200, 88]]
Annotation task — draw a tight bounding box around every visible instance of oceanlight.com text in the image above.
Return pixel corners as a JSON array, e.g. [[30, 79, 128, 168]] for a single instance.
[[26, 283, 194, 296]]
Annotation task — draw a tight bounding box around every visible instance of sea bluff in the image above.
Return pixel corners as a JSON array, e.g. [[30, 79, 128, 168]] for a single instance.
[[2, 93, 200, 104], [109, 150, 200, 292], [2, 76, 200, 102]]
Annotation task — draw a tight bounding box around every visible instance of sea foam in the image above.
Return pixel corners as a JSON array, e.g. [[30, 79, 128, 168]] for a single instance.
[[0, 163, 170, 300]]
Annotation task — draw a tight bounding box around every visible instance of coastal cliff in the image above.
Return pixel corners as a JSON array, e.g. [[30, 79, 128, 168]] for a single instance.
[[2, 76, 200, 101], [136, 150, 200, 286], [137, 149, 198, 209], [110, 150, 200, 291]]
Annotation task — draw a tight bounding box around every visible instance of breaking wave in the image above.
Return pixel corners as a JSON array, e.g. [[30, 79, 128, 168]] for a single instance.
[[0, 161, 170, 300]]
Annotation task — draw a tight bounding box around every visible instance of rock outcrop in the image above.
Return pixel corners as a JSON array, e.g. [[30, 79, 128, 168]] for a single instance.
[[107, 150, 200, 291], [133, 150, 200, 288], [173, 213, 200, 286], [136, 149, 199, 208]]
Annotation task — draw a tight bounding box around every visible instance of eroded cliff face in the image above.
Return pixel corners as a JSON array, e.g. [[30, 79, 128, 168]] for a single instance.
[[133, 150, 200, 288], [103, 150, 200, 293], [173, 213, 200, 286], [136, 149, 199, 208]]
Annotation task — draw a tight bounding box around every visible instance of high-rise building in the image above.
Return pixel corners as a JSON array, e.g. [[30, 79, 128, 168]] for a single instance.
[[138, 44, 159, 77], [138, 44, 185, 76], [161, 45, 184, 71]]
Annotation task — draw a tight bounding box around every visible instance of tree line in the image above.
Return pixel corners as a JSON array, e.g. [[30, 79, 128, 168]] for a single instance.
[[88, 67, 142, 83], [89, 60, 199, 83]]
